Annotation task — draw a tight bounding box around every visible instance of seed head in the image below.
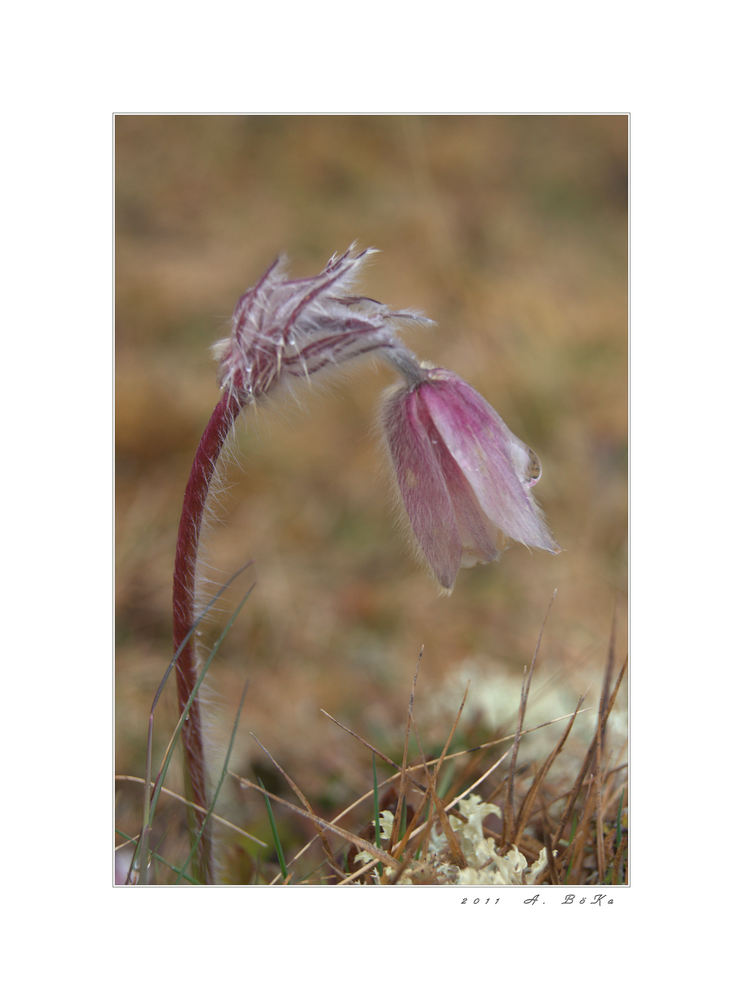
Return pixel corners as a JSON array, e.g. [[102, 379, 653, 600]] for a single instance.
[[213, 246, 432, 401]]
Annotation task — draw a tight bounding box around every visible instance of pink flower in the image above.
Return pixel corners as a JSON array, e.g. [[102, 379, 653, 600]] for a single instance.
[[381, 366, 559, 590]]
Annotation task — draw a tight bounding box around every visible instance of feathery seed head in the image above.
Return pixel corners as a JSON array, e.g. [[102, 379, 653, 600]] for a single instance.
[[213, 246, 432, 401]]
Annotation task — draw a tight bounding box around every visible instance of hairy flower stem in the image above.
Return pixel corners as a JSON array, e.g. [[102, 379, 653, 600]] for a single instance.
[[173, 387, 245, 883]]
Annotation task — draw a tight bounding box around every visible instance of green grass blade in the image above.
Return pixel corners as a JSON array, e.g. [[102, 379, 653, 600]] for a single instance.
[[615, 788, 625, 852], [174, 677, 251, 884], [258, 777, 288, 881], [148, 583, 256, 843], [115, 830, 200, 885], [135, 561, 253, 882]]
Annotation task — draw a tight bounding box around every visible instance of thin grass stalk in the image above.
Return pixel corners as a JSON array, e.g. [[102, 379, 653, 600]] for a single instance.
[[138, 598, 209, 885], [319, 709, 429, 798], [552, 655, 628, 870], [387, 799, 438, 886], [154, 582, 256, 809], [390, 646, 423, 847], [445, 746, 511, 814], [175, 678, 251, 884], [136, 561, 252, 884], [144, 578, 255, 883], [615, 787, 625, 857], [569, 771, 597, 880], [504, 590, 555, 846], [536, 797, 562, 884], [115, 831, 200, 885], [258, 777, 289, 881], [513, 695, 585, 845], [371, 754, 385, 880], [117, 776, 266, 846], [406, 684, 470, 870], [251, 734, 346, 879], [236, 775, 403, 874]]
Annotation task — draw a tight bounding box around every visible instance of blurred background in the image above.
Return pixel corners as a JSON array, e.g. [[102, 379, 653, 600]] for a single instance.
[[115, 115, 627, 879]]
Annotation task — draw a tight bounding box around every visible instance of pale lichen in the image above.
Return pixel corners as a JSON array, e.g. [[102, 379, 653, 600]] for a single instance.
[[355, 794, 550, 885]]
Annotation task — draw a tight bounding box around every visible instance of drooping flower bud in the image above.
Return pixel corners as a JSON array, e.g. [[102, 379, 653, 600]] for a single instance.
[[381, 366, 559, 590]]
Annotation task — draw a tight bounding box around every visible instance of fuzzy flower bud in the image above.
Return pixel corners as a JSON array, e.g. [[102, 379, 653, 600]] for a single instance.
[[381, 366, 559, 590], [212, 246, 431, 401]]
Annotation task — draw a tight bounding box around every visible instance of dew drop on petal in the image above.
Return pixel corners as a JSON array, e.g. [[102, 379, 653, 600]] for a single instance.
[[525, 448, 542, 485]]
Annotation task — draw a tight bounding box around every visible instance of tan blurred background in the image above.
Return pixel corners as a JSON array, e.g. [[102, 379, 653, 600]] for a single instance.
[[115, 115, 627, 874]]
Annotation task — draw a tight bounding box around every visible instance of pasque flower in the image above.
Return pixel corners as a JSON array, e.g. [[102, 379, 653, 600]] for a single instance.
[[381, 365, 559, 590], [171, 247, 429, 881], [169, 246, 557, 881]]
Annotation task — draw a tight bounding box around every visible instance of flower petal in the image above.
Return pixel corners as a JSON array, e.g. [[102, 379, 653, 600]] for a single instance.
[[416, 398, 503, 568], [420, 372, 559, 553], [381, 386, 462, 589]]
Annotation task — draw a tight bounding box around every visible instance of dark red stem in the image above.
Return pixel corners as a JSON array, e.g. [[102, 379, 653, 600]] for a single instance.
[[173, 388, 245, 882]]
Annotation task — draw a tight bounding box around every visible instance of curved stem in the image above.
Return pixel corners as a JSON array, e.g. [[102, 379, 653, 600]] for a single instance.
[[173, 388, 245, 883]]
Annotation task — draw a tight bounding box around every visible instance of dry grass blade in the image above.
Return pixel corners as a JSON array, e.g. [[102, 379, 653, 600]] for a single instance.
[[553, 656, 627, 851], [513, 694, 585, 846], [430, 680, 470, 791], [283, 708, 587, 879], [594, 610, 617, 882], [378, 678, 470, 882], [249, 733, 347, 880], [343, 855, 384, 885], [390, 645, 424, 848], [428, 791, 467, 870], [115, 774, 267, 846], [445, 747, 511, 812], [552, 647, 628, 881], [320, 709, 429, 797], [233, 774, 404, 874], [411, 680, 471, 871], [537, 795, 562, 885], [568, 771, 596, 880], [503, 590, 556, 845]]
